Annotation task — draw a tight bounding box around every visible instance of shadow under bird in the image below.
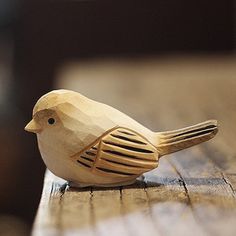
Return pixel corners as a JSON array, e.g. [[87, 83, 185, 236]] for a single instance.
[[25, 90, 218, 187]]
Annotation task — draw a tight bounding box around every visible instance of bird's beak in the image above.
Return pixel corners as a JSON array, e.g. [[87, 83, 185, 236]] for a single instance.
[[24, 119, 42, 133]]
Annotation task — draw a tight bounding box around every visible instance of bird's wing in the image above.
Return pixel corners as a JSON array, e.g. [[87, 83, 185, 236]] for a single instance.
[[71, 127, 159, 179]]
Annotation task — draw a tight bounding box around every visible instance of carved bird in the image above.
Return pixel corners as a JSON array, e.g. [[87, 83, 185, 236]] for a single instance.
[[25, 90, 218, 187]]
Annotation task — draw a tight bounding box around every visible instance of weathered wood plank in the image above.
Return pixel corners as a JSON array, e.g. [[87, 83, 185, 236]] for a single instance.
[[90, 187, 128, 236], [120, 181, 159, 236], [32, 172, 95, 236], [145, 159, 208, 236]]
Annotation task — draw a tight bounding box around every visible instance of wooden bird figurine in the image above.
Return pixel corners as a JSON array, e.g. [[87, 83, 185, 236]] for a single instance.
[[25, 90, 218, 187]]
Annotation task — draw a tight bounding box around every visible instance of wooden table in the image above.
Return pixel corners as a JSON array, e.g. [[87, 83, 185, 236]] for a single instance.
[[32, 56, 236, 236]]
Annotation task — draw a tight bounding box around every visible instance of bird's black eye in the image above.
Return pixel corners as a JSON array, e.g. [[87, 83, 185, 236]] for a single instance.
[[48, 118, 55, 125]]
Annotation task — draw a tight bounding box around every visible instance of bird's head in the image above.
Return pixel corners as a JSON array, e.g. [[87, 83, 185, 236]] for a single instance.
[[25, 89, 94, 156], [24, 89, 86, 134], [25, 108, 61, 134]]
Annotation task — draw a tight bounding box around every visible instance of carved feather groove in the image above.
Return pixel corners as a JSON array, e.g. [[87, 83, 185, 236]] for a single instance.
[[102, 141, 154, 153], [100, 151, 157, 168], [101, 158, 146, 168], [77, 160, 91, 168], [159, 125, 218, 145], [110, 133, 147, 145], [80, 156, 93, 162], [102, 149, 156, 162], [96, 167, 136, 176], [103, 149, 145, 159], [85, 151, 96, 156], [117, 129, 136, 136], [171, 125, 216, 137]]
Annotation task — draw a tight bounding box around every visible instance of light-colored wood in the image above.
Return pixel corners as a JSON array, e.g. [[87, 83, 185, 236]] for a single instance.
[[32, 55, 236, 236], [25, 88, 218, 187]]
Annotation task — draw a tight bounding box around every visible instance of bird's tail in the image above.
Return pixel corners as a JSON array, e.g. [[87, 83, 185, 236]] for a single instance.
[[156, 120, 218, 157]]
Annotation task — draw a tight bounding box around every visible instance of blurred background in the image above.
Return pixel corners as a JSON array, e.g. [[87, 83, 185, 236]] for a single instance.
[[0, 0, 235, 235]]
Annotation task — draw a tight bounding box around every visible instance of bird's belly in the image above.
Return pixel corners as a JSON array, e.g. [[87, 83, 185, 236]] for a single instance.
[[39, 147, 73, 180], [37, 140, 118, 185]]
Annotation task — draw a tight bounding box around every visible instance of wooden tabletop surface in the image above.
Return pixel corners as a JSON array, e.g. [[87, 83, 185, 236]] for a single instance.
[[32, 56, 236, 236]]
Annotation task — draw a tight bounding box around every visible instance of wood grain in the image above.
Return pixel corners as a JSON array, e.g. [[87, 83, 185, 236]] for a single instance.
[[33, 55, 236, 236]]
